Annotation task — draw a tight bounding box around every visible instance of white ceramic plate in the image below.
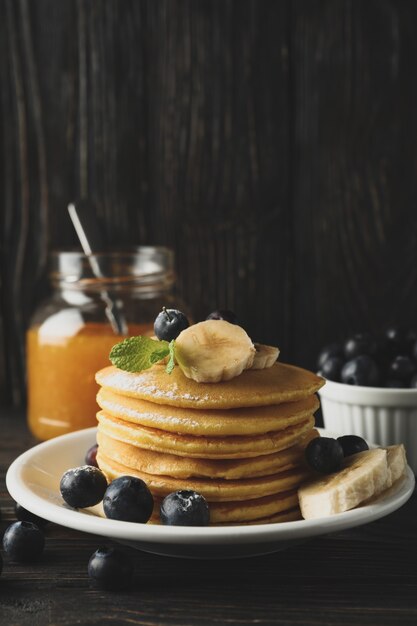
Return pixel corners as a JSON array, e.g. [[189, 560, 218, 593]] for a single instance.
[[6, 428, 415, 559]]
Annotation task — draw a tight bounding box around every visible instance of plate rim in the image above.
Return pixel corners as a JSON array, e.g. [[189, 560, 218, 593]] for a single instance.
[[6, 427, 415, 547]]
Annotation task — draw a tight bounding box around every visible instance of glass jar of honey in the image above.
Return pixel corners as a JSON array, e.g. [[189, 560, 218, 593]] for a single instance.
[[27, 247, 185, 440]]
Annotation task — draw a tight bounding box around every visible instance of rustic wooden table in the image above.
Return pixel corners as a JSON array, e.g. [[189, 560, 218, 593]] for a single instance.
[[1, 411, 416, 626]]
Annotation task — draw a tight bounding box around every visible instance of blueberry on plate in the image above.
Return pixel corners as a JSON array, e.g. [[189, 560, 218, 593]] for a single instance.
[[15, 502, 48, 528], [60, 465, 107, 509], [206, 309, 237, 324], [410, 373, 417, 388], [317, 343, 344, 370], [160, 490, 210, 526], [340, 355, 380, 386], [320, 356, 344, 382], [3, 521, 45, 562], [88, 546, 134, 591], [337, 435, 369, 457], [85, 443, 99, 467], [154, 307, 189, 341], [305, 437, 344, 474], [385, 379, 407, 388], [103, 476, 154, 523], [0, 551, 2, 577], [344, 333, 377, 360]]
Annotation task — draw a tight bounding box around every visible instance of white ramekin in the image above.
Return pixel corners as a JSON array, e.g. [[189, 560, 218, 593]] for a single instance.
[[318, 380, 417, 474]]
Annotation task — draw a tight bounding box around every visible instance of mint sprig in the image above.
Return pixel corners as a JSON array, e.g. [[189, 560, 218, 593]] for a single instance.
[[109, 335, 177, 374]]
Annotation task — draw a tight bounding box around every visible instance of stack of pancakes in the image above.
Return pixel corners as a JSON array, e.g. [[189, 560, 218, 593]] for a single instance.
[[95, 362, 324, 525]]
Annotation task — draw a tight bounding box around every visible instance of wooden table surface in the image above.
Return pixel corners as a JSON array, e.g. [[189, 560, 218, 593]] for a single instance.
[[1, 411, 416, 626]]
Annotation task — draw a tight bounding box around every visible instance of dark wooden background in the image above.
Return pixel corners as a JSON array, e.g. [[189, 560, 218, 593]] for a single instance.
[[2, 0, 417, 408]]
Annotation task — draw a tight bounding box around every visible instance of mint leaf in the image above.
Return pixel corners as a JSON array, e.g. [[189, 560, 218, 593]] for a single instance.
[[109, 336, 170, 373], [165, 340, 176, 374]]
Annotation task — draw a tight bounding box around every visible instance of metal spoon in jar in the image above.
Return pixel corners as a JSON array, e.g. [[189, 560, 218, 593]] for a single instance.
[[67, 201, 128, 335]]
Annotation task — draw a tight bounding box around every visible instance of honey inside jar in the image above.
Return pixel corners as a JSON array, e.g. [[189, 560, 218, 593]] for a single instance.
[[26, 247, 183, 440], [27, 321, 151, 440]]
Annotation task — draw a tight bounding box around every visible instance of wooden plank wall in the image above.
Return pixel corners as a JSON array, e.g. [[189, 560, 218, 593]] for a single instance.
[[1, 0, 417, 408]]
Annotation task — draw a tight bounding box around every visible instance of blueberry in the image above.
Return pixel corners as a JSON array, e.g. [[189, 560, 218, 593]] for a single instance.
[[154, 307, 189, 341], [387, 355, 415, 383], [14, 502, 48, 528], [385, 379, 407, 388], [344, 333, 377, 360], [406, 329, 417, 353], [341, 355, 380, 386], [60, 465, 107, 509], [337, 435, 369, 457], [103, 476, 154, 523], [305, 438, 344, 474], [383, 327, 407, 357], [317, 343, 344, 370], [85, 443, 99, 467], [0, 552, 2, 577], [3, 521, 45, 562], [160, 490, 210, 526], [320, 356, 344, 382], [206, 309, 237, 324], [88, 546, 134, 591], [410, 373, 417, 388]]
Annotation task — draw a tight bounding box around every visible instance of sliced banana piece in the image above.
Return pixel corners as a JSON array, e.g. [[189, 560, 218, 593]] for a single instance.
[[175, 320, 256, 383], [251, 344, 280, 370], [385, 444, 407, 486], [298, 448, 389, 519]]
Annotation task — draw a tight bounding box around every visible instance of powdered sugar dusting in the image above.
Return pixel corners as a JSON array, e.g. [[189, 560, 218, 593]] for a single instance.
[[102, 371, 209, 403]]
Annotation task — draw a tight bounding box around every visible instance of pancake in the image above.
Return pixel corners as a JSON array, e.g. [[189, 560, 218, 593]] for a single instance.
[[97, 429, 318, 479], [96, 450, 310, 501], [97, 410, 315, 459], [95, 362, 324, 409], [97, 388, 319, 436], [148, 491, 300, 524], [216, 507, 301, 525]]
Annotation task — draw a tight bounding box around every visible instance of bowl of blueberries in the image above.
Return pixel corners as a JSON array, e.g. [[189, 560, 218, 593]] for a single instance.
[[317, 328, 417, 474]]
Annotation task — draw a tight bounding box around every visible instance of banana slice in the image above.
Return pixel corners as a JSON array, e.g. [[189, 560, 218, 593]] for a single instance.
[[175, 320, 256, 383], [385, 444, 407, 486], [298, 448, 389, 519], [251, 344, 280, 369]]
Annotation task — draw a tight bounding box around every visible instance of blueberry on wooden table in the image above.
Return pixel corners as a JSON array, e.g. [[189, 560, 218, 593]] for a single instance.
[[305, 437, 344, 474], [103, 476, 154, 523], [154, 307, 189, 341], [160, 490, 210, 526], [337, 435, 369, 457], [206, 309, 238, 324], [60, 465, 107, 508], [3, 521, 45, 562], [88, 546, 134, 591], [14, 502, 49, 528]]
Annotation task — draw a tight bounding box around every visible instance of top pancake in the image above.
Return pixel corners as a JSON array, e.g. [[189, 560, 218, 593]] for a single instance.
[[96, 362, 324, 409]]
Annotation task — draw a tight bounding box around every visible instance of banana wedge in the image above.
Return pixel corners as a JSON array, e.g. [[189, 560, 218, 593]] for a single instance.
[[175, 320, 256, 383], [251, 344, 280, 370], [298, 448, 389, 519], [385, 444, 407, 486]]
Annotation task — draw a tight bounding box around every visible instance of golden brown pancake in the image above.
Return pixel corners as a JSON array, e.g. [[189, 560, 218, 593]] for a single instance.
[[148, 491, 300, 524], [96, 449, 310, 501], [96, 387, 319, 436], [97, 410, 315, 459], [97, 429, 318, 480], [95, 362, 324, 409]]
